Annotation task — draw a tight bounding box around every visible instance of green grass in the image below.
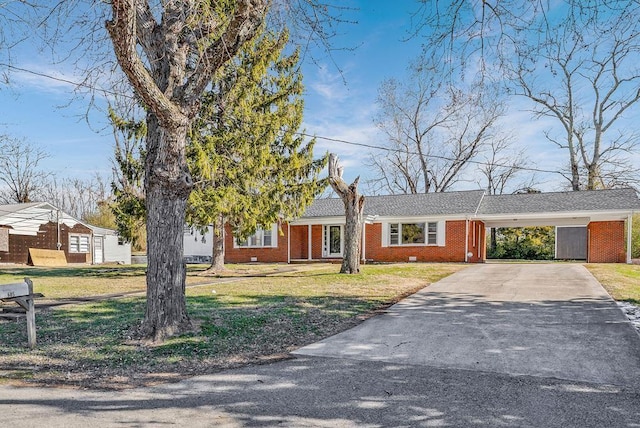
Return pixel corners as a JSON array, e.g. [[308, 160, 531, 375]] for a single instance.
[[0, 262, 465, 390], [0, 263, 301, 299], [585, 263, 640, 304]]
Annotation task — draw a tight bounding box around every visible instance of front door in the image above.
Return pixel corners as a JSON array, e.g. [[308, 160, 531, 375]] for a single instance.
[[323, 225, 343, 257], [93, 236, 104, 264]]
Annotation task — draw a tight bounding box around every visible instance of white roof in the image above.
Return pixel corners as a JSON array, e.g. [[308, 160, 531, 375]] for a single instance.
[[0, 202, 82, 236]]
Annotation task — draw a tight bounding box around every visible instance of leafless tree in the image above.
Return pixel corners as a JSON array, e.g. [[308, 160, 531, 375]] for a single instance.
[[372, 60, 504, 194], [0, 136, 51, 204], [4, 0, 349, 342], [40, 174, 110, 221], [102, 1, 348, 341], [328, 153, 364, 274], [509, 6, 640, 190], [100, 1, 271, 341], [478, 138, 534, 196], [412, 0, 640, 191]]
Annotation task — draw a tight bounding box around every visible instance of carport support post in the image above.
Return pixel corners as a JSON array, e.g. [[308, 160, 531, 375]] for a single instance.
[[464, 219, 469, 263], [307, 225, 312, 261], [627, 214, 632, 264]]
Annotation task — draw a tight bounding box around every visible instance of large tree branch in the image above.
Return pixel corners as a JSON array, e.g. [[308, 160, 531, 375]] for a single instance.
[[106, 0, 188, 130], [184, 0, 268, 113]]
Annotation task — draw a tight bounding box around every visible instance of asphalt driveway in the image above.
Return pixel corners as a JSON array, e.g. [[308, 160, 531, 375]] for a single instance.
[[294, 263, 640, 388], [2, 263, 640, 427]]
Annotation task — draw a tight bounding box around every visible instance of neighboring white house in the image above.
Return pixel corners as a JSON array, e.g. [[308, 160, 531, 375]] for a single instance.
[[88, 225, 132, 265], [183, 226, 214, 263]]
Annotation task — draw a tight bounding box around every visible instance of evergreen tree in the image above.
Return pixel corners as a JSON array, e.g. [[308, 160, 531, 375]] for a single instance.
[[109, 109, 147, 253], [186, 27, 327, 273]]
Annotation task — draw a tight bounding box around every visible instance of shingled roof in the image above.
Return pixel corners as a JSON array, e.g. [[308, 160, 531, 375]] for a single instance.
[[478, 188, 640, 215], [300, 188, 640, 219], [301, 190, 486, 218]]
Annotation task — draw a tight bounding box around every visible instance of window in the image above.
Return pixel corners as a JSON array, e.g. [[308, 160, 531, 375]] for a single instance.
[[427, 222, 437, 245], [69, 234, 91, 253], [390, 223, 399, 245], [389, 222, 439, 246], [0, 227, 8, 252], [236, 227, 274, 248]]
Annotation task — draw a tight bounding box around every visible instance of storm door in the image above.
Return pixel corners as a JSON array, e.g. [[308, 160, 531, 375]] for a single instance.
[[323, 225, 343, 257]]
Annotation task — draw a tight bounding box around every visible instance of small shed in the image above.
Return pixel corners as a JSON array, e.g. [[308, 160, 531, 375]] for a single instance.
[[88, 225, 132, 265]]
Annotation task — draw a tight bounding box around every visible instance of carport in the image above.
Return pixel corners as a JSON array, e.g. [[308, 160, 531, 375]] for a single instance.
[[471, 189, 639, 263]]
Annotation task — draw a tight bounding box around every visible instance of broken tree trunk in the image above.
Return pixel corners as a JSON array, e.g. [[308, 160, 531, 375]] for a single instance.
[[328, 153, 365, 274]]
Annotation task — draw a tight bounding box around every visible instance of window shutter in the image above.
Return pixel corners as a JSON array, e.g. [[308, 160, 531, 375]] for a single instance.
[[271, 224, 278, 248], [437, 220, 446, 247], [381, 223, 389, 247]]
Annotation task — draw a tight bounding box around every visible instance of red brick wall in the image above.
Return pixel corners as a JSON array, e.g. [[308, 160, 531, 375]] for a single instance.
[[289, 225, 307, 259], [588, 221, 626, 263], [364, 221, 469, 263], [0, 222, 92, 264], [224, 223, 289, 263], [311, 225, 324, 259]]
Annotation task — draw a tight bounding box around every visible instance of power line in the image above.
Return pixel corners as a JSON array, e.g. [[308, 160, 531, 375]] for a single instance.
[[2, 62, 565, 176], [0, 62, 130, 98], [296, 132, 564, 176]]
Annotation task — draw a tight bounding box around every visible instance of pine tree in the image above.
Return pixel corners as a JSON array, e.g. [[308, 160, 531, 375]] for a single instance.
[[186, 27, 327, 273], [109, 109, 147, 253]]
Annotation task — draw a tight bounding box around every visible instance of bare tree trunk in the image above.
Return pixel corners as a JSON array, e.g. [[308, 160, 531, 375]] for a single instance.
[[328, 153, 364, 274], [490, 227, 497, 255], [210, 214, 226, 273], [142, 114, 193, 342]]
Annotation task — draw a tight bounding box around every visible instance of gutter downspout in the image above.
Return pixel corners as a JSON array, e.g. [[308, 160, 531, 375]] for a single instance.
[[56, 209, 62, 250]]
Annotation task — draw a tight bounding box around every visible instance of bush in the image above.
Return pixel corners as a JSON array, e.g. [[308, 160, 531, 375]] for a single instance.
[[488, 226, 555, 260]]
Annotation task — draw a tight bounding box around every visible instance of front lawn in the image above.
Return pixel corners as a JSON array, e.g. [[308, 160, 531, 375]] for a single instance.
[[0, 263, 465, 390], [585, 263, 640, 304]]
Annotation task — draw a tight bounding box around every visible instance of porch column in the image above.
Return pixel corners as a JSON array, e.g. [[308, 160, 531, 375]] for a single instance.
[[361, 222, 366, 262], [287, 223, 291, 264], [308, 224, 312, 261], [627, 214, 633, 264], [464, 219, 469, 263]]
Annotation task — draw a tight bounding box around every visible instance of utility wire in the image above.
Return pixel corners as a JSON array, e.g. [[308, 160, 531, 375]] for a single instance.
[[0, 62, 131, 98], [296, 133, 564, 175], [2, 62, 565, 176]]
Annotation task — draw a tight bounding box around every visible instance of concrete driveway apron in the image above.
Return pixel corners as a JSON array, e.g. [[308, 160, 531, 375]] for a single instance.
[[294, 263, 640, 388]]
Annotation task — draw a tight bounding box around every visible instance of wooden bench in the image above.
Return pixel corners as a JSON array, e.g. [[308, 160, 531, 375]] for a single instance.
[[0, 278, 39, 349]]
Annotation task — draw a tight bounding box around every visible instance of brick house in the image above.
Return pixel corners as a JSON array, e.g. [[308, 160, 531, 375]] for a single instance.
[[183, 188, 640, 264], [0, 202, 131, 265]]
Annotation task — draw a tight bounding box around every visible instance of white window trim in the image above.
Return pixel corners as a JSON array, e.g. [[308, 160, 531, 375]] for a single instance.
[[233, 224, 278, 249], [382, 220, 446, 247], [69, 233, 91, 253]]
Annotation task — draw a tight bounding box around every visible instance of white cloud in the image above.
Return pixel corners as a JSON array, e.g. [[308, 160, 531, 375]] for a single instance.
[[308, 64, 352, 102], [9, 62, 82, 94]]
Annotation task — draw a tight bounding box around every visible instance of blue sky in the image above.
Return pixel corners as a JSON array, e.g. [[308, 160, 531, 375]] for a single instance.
[[0, 1, 637, 194], [0, 1, 427, 184]]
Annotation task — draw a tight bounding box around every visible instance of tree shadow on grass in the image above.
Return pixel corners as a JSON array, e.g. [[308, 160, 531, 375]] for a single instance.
[[0, 293, 391, 390], [0, 266, 147, 280]]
